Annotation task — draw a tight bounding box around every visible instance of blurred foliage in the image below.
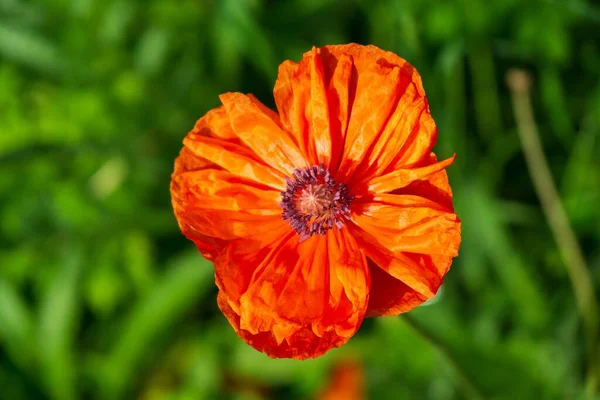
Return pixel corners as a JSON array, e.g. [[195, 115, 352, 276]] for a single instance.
[[0, 0, 599, 399]]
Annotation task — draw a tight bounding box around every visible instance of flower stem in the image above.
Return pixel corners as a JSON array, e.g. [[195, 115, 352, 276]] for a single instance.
[[506, 69, 600, 395], [401, 314, 485, 400]]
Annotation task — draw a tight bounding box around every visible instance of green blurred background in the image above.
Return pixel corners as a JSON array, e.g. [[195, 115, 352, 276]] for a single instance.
[[1, 0, 600, 399]]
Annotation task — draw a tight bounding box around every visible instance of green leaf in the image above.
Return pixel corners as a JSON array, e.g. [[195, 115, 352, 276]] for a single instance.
[[99, 250, 214, 399], [457, 183, 549, 329], [0, 24, 64, 74], [0, 279, 35, 370], [38, 250, 83, 400], [135, 27, 170, 76]]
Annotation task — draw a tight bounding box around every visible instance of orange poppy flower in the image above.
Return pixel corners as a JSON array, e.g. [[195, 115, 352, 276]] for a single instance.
[[170, 44, 461, 360]]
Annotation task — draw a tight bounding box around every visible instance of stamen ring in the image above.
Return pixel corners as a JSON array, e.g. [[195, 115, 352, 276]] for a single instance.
[[280, 164, 353, 241]]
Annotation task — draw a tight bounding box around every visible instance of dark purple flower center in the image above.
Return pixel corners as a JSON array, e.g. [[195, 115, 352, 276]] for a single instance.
[[280, 164, 354, 241]]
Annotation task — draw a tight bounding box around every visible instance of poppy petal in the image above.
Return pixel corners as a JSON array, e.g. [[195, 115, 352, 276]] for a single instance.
[[184, 135, 286, 191], [173, 146, 215, 176], [173, 223, 227, 262], [321, 44, 429, 182], [193, 105, 238, 140], [329, 57, 405, 182], [220, 92, 308, 176], [274, 44, 428, 180], [213, 223, 293, 309], [324, 53, 353, 174], [181, 105, 287, 190], [171, 148, 222, 260], [348, 222, 440, 298], [391, 152, 455, 210], [365, 260, 427, 317], [172, 169, 281, 212], [172, 107, 237, 175], [172, 117, 287, 261], [351, 96, 430, 184], [215, 228, 370, 359], [365, 154, 456, 194], [171, 168, 286, 247], [218, 290, 355, 360], [384, 105, 439, 171], [273, 60, 310, 162], [274, 47, 336, 167], [323, 44, 425, 95], [351, 194, 461, 257]]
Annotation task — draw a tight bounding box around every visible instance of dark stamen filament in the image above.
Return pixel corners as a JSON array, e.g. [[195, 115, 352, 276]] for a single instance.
[[280, 164, 353, 241]]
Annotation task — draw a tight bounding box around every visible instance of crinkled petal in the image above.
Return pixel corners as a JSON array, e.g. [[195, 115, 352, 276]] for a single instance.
[[273, 60, 311, 162], [366, 260, 427, 317], [172, 169, 281, 213], [220, 92, 308, 176], [274, 47, 335, 167], [171, 167, 287, 259], [351, 194, 461, 257], [172, 106, 237, 175], [390, 152, 455, 210], [218, 291, 354, 360], [352, 96, 430, 184], [172, 146, 215, 174], [348, 152, 460, 299], [172, 104, 291, 260], [365, 154, 456, 194], [324, 53, 354, 174], [273, 43, 431, 182], [184, 134, 286, 191], [383, 105, 439, 172], [332, 58, 404, 182], [215, 228, 370, 359], [324, 44, 436, 179], [213, 223, 293, 308], [348, 222, 439, 298]]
